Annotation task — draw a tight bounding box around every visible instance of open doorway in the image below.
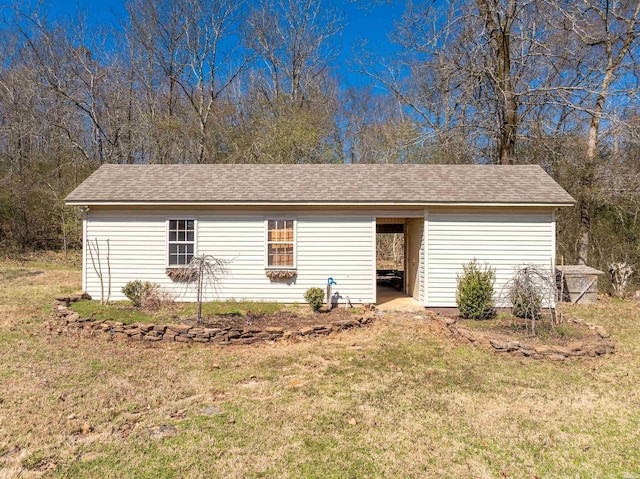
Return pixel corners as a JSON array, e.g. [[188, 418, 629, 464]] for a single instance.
[[376, 219, 405, 295], [376, 217, 422, 305]]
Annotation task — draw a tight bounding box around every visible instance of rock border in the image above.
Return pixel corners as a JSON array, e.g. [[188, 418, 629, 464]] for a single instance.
[[439, 316, 615, 360], [49, 295, 375, 345]]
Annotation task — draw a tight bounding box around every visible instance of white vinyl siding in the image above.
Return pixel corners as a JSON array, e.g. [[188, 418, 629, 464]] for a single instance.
[[419, 219, 425, 303], [426, 209, 555, 307], [84, 210, 375, 304]]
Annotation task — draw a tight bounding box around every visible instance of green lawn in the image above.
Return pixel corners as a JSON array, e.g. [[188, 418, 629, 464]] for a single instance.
[[1, 258, 639, 478]]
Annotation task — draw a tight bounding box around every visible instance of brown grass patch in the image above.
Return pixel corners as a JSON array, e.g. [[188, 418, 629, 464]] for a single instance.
[[1, 260, 639, 478]]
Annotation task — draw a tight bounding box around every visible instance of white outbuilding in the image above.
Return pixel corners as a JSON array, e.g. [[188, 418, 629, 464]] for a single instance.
[[66, 164, 574, 308]]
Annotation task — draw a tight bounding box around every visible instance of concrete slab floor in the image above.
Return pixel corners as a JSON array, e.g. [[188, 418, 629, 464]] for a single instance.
[[376, 286, 424, 312]]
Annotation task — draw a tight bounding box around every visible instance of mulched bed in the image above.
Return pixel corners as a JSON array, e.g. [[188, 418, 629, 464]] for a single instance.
[[53, 295, 374, 345], [182, 308, 359, 331], [460, 315, 592, 347]]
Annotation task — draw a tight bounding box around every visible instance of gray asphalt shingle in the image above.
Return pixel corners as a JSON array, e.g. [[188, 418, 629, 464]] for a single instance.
[[65, 164, 575, 205]]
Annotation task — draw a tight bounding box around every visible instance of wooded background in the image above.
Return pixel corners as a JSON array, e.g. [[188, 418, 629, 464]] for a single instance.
[[1, 0, 639, 290]]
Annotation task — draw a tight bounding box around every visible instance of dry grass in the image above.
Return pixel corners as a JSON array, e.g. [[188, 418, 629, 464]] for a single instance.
[[1, 260, 640, 478]]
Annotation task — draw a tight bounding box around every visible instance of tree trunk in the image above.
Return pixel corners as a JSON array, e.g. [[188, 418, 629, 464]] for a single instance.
[[576, 70, 611, 265], [500, 83, 518, 165], [476, 0, 518, 165], [576, 194, 591, 265], [196, 259, 203, 323], [574, 0, 640, 264]]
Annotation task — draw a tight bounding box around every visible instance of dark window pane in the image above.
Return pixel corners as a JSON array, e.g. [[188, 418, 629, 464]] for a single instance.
[[169, 219, 195, 267]]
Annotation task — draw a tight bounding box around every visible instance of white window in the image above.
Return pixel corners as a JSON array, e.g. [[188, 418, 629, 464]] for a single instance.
[[266, 219, 295, 268], [168, 219, 195, 266]]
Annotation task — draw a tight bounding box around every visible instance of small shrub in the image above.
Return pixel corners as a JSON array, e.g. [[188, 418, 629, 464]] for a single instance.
[[304, 287, 325, 312], [122, 280, 152, 307], [140, 283, 175, 311], [456, 259, 496, 320]]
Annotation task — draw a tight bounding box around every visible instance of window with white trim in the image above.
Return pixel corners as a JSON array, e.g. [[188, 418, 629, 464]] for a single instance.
[[168, 219, 195, 266], [267, 219, 295, 268]]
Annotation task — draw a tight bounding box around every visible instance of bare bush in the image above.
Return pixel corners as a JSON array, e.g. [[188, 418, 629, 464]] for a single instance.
[[502, 265, 556, 335], [88, 238, 111, 304], [180, 255, 231, 324], [140, 283, 175, 311]]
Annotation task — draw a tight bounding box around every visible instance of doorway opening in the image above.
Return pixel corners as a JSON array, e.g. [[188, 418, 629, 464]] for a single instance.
[[376, 217, 422, 307]]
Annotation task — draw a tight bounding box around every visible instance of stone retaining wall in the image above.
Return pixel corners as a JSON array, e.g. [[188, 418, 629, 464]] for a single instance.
[[441, 316, 615, 360], [50, 295, 374, 345]]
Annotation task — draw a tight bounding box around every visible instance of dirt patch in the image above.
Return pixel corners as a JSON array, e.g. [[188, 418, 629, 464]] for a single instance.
[[183, 308, 359, 331], [446, 315, 615, 360], [0, 268, 44, 281], [460, 316, 593, 346]]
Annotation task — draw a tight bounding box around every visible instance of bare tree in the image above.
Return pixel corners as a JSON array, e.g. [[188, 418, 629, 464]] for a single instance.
[[232, 0, 343, 164], [556, 1, 640, 265], [247, 0, 342, 104], [126, 0, 248, 164], [362, 0, 557, 164], [12, 10, 132, 166], [87, 238, 111, 304], [172, 254, 230, 324]]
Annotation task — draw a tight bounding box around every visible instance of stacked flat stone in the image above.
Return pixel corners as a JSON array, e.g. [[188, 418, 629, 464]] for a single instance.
[[442, 316, 615, 360], [51, 296, 375, 345]]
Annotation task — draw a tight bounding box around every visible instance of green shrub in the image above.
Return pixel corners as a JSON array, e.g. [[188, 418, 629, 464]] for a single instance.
[[456, 259, 496, 319], [304, 287, 325, 312], [121, 280, 152, 307]]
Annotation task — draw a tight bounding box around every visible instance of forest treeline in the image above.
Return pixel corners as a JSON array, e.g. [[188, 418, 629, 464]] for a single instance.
[[1, 0, 639, 288]]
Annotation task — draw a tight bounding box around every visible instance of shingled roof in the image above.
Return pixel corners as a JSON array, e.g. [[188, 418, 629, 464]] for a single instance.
[[65, 164, 574, 206]]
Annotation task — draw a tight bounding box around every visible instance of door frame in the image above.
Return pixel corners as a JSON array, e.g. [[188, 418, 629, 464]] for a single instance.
[[404, 218, 422, 300]]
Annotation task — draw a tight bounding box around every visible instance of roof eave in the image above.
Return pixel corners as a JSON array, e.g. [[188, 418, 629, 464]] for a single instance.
[[66, 200, 575, 207]]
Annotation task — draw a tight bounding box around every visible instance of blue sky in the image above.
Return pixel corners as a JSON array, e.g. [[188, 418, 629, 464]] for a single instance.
[[1, 0, 406, 87]]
